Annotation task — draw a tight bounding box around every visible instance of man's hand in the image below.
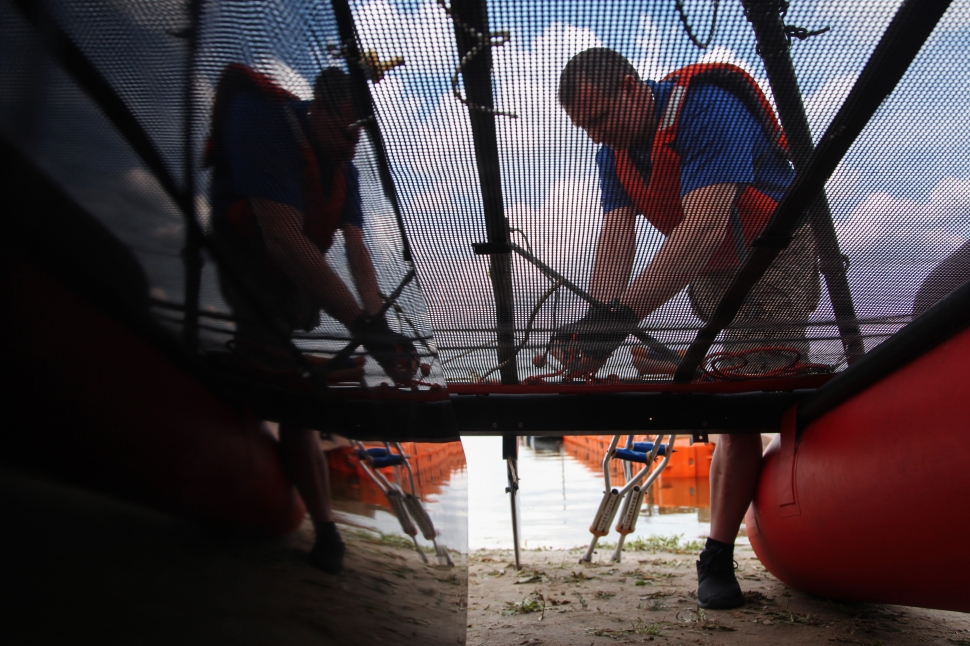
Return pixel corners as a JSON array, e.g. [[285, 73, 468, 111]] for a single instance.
[[351, 313, 418, 384], [549, 300, 638, 373]]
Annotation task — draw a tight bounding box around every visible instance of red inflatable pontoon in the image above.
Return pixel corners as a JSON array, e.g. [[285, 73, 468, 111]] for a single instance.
[[748, 324, 970, 612], [2, 252, 305, 536]]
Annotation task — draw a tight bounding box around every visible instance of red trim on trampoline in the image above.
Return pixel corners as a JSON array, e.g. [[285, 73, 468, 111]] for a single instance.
[[446, 374, 832, 395]]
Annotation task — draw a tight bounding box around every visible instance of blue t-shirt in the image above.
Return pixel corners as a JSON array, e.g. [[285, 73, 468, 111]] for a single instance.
[[211, 92, 363, 230], [598, 79, 795, 214]]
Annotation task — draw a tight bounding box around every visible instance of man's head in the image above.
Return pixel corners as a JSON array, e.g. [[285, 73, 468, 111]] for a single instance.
[[309, 67, 360, 163], [558, 48, 656, 150]]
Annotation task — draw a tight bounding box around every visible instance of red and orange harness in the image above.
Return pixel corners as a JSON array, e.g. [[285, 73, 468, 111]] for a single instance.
[[207, 63, 346, 262], [613, 63, 789, 272]]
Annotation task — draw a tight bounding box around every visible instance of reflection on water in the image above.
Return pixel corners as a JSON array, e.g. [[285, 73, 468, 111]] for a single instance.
[[321, 434, 725, 554], [328, 440, 469, 556], [465, 435, 722, 550], [322, 440, 468, 645]]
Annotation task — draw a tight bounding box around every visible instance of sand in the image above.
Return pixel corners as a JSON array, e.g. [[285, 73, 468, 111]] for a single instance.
[[467, 542, 970, 646]]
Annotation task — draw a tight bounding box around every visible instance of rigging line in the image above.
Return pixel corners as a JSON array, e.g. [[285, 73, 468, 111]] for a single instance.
[[316, 268, 418, 374], [380, 290, 435, 353], [509, 242, 683, 366], [440, 347, 480, 367], [675, 0, 720, 50], [436, 0, 517, 119], [477, 280, 564, 383]]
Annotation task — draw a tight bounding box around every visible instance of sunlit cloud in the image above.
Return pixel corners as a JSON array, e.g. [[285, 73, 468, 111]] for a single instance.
[[837, 175, 970, 260]]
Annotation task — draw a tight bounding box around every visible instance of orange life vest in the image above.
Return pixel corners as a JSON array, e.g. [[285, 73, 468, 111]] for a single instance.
[[207, 63, 346, 259], [614, 63, 789, 272]]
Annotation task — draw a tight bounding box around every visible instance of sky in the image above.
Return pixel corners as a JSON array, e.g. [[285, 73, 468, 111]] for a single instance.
[[32, 0, 969, 378], [185, 0, 970, 374], [343, 0, 970, 364]]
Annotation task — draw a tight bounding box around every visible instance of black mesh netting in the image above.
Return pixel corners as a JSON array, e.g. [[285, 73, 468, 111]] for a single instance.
[[3, 0, 969, 391]]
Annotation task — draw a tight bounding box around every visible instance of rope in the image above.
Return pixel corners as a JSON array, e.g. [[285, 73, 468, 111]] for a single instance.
[[477, 279, 564, 382], [675, 0, 720, 50], [436, 0, 518, 119], [701, 346, 831, 381], [380, 290, 434, 353], [743, 0, 830, 57]]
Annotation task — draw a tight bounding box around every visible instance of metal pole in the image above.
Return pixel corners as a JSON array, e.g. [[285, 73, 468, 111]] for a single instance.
[[330, 0, 414, 262], [180, 0, 205, 350], [503, 433, 522, 569], [451, 0, 518, 385], [741, 0, 865, 365]]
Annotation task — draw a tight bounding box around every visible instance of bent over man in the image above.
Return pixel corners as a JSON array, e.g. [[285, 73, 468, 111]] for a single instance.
[[555, 48, 820, 608], [207, 64, 416, 574]]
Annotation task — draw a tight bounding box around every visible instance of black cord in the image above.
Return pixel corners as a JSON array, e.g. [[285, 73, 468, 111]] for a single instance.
[[675, 0, 719, 49]]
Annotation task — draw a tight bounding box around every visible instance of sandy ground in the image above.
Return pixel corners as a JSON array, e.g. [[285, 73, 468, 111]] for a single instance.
[[1, 467, 466, 646], [467, 542, 970, 646]]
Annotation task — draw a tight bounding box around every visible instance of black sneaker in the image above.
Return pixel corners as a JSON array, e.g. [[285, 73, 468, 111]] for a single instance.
[[308, 524, 345, 575], [696, 543, 744, 609]]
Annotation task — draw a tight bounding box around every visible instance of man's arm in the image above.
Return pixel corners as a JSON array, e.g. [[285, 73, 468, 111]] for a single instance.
[[589, 206, 638, 303], [251, 197, 363, 327], [343, 224, 384, 316], [619, 182, 737, 319]]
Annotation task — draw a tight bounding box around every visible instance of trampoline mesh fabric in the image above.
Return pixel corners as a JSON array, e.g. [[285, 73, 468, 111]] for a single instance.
[[2, 0, 969, 392]]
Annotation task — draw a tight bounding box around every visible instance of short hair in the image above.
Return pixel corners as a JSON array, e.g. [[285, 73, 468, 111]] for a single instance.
[[558, 48, 640, 109], [313, 67, 353, 113]]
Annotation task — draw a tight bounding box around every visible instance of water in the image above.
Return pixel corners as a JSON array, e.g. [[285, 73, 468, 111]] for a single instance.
[[329, 441, 469, 556], [463, 435, 716, 550], [328, 436, 724, 554]]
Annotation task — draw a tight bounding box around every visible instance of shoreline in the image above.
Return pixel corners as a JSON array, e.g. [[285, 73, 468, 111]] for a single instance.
[[467, 542, 970, 645]]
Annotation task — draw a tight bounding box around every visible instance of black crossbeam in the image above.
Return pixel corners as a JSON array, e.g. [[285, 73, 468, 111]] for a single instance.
[[741, 0, 864, 367], [797, 277, 970, 431], [330, 0, 413, 262], [674, 0, 953, 383], [451, 0, 518, 385]]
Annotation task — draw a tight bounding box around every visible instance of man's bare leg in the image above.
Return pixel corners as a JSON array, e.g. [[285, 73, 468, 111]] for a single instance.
[[697, 432, 764, 608], [278, 423, 344, 573], [709, 433, 763, 542]]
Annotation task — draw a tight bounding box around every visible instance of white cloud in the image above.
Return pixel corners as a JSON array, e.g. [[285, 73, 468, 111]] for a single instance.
[[836, 176, 970, 260], [507, 176, 601, 283], [813, 0, 903, 41], [633, 13, 669, 83], [804, 74, 858, 140]]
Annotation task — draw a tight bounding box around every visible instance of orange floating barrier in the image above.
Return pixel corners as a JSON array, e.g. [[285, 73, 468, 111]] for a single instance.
[[562, 435, 715, 481]]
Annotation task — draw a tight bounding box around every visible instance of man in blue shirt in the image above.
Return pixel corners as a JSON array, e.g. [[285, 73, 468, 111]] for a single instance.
[[208, 65, 416, 574], [555, 48, 820, 608]]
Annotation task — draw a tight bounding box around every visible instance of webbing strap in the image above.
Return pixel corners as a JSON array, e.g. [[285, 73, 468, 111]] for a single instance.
[[728, 184, 750, 264]]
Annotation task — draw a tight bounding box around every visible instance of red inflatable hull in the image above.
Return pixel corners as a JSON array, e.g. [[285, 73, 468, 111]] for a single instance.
[[1, 252, 305, 536], [748, 325, 970, 612]]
